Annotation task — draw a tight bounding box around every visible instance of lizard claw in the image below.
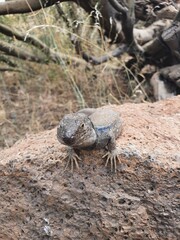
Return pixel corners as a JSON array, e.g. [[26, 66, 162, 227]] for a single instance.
[[60, 147, 81, 172], [102, 148, 121, 173]]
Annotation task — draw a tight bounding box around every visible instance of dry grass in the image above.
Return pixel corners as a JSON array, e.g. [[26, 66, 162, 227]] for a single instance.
[[0, 4, 153, 149]]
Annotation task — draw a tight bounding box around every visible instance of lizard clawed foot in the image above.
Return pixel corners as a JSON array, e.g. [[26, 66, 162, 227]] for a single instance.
[[60, 147, 81, 172], [102, 148, 121, 173]]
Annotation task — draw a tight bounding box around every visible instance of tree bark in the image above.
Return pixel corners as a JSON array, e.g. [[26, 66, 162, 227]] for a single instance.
[[0, 0, 58, 15], [0, 0, 94, 15]]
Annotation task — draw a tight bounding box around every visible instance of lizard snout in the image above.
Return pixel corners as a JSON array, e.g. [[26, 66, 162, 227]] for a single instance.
[[61, 136, 75, 145]]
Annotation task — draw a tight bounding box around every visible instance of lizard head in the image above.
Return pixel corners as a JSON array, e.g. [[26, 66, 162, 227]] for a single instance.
[[57, 113, 97, 149]]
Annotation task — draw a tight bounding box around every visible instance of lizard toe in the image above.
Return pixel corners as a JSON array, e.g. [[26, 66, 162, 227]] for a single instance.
[[60, 147, 82, 171], [102, 147, 121, 172]]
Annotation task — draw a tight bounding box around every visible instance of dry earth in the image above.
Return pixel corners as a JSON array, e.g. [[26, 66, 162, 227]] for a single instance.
[[0, 96, 180, 240]]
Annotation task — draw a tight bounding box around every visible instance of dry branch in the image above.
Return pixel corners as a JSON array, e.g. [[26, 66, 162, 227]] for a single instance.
[[144, 10, 180, 63], [0, 0, 93, 15], [0, 0, 179, 68], [0, 66, 27, 73], [74, 37, 127, 65], [160, 64, 180, 86], [74, 3, 180, 65], [0, 23, 87, 66], [73, 0, 144, 65], [0, 23, 66, 64], [108, 0, 128, 14], [156, 5, 178, 20], [0, 40, 47, 63], [0, 0, 58, 15], [150, 64, 180, 100], [134, 20, 171, 45], [0, 54, 17, 67]]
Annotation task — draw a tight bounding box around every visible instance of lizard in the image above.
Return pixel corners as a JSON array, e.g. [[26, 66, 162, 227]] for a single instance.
[[57, 107, 123, 172]]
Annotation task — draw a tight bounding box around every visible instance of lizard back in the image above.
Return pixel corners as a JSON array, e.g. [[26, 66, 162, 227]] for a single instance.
[[89, 108, 122, 149]]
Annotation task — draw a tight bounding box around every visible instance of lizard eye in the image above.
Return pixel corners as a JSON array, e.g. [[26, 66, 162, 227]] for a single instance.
[[81, 123, 85, 128]]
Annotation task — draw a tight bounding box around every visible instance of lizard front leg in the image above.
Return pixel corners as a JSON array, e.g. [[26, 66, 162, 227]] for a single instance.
[[102, 137, 121, 173], [60, 147, 81, 171]]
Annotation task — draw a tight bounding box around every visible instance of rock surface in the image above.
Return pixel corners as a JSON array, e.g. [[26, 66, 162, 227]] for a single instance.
[[0, 96, 180, 240]]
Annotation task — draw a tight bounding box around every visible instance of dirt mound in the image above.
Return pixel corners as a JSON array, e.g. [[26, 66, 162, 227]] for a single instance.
[[0, 96, 179, 239]]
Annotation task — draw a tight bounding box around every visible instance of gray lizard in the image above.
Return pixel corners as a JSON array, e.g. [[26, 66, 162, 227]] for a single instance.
[[57, 107, 122, 172]]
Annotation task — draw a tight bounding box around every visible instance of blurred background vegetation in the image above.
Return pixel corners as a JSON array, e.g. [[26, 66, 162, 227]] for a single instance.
[[0, 3, 152, 149]]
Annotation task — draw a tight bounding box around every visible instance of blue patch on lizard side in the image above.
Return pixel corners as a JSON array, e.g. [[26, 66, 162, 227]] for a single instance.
[[95, 125, 111, 133]]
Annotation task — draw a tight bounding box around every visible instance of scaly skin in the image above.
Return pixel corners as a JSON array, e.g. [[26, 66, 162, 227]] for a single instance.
[[57, 107, 123, 172]]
